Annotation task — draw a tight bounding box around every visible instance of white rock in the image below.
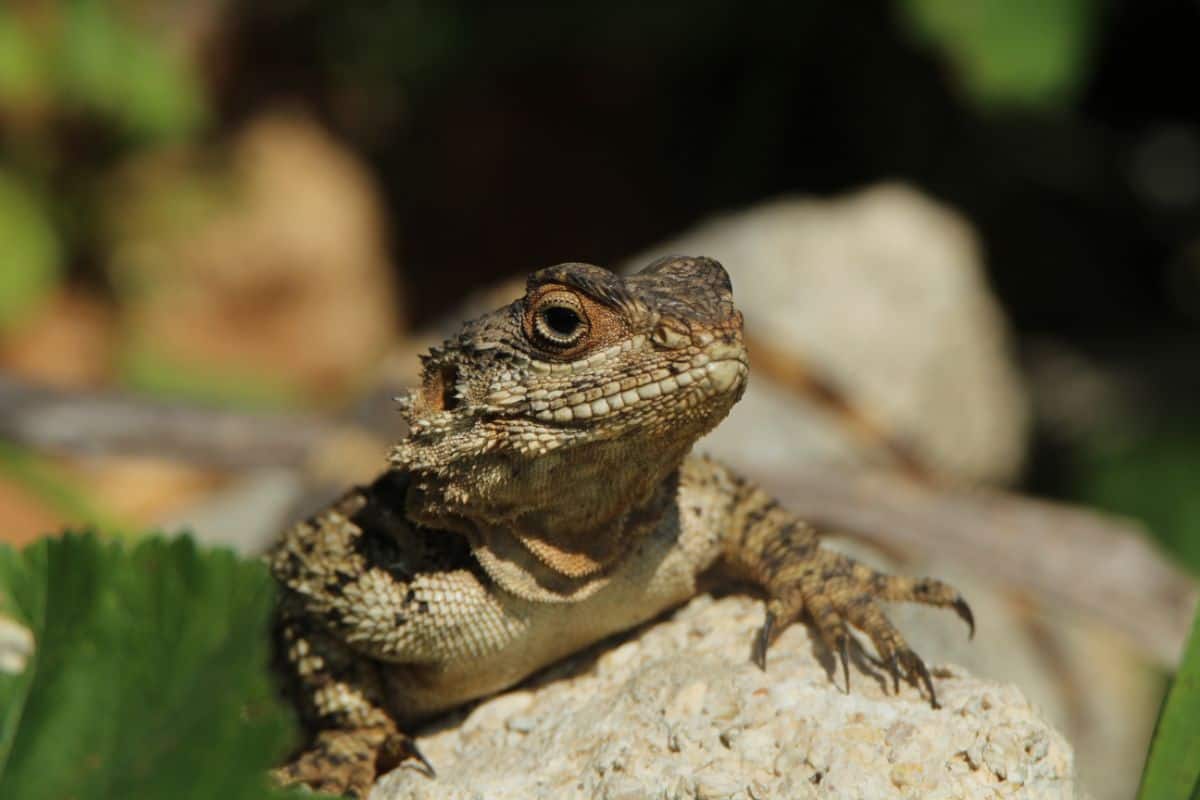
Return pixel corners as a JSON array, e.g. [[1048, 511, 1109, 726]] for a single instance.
[[626, 184, 1030, 484], [0, 614, 34, 675], [372, 595, 1080, 800]]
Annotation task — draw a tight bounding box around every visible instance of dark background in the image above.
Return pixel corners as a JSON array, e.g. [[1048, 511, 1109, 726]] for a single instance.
[[215, 0, 1200, 334]]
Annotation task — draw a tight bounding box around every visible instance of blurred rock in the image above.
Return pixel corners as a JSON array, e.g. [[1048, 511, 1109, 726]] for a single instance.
[[0, 289, 116, 388], [104, 109, 402, 405], [627, 184, 1030, 484], [1024, 339, 1133, 444], [73, 456, 225, 524], [375, 594, 1081, 800], [0, 453, 224, 548], [0, 613, 34, 675], [158, 428, 390, 553], [0, 478, 65, 548], [165, 469, 304, 553]]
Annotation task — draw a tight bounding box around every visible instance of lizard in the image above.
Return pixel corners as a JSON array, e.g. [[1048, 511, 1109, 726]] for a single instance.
[[269, 255, 974, 797]]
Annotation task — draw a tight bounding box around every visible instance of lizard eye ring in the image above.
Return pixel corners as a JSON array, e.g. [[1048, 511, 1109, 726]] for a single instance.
[[532, 292, 588, 347]]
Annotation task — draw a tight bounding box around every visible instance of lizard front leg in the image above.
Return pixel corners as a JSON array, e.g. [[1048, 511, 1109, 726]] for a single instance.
[[267, 475, 449, 797], [272, 596, 433, 798], [704, 460, 973, 707]]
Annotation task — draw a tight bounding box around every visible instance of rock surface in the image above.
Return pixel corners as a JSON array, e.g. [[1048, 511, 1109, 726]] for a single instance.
[[622, 187, 1158, 800], [627, 184, 1030, 484], [373, 594, 1080, 800]]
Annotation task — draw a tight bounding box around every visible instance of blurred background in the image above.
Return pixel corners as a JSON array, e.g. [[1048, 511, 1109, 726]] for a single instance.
[[1, 1, 1198, 797]]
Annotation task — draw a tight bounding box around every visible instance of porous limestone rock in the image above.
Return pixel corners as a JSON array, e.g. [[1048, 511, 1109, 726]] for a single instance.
[[373, 594, 1080, 800]]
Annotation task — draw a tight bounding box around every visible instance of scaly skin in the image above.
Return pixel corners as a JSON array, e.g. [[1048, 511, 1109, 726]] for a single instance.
[[269, 256, 973, 796]]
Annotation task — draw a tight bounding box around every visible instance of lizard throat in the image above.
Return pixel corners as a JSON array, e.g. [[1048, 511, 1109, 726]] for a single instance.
[[469, 532, 618, 603], [515, 531, 624, 578], [467, 474, 677, 603]]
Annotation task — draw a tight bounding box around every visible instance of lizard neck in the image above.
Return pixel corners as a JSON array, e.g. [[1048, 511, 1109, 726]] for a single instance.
[[403, 451, 684, 602]]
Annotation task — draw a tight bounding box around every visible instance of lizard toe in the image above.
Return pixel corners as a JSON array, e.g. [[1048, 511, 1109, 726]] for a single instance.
[[871, 573, 974, 639], [753, 554, 961, 707]]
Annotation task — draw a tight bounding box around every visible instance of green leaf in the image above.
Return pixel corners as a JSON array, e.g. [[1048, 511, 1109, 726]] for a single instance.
[[1138, 607, 1200, 800], [898, 0, 1101, 110], [0, 10, 48, 106], [0, 171, 61, 329], [0, 532, 301, 800], [58, 0, 207, 141], [1076, 424, 1200, 575]]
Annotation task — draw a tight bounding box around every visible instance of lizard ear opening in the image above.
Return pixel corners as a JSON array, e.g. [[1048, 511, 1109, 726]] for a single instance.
[[422, 363, 460, 412]]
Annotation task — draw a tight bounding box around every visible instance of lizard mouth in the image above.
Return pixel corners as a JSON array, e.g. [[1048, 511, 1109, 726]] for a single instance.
[[526, 353, 747, 426]]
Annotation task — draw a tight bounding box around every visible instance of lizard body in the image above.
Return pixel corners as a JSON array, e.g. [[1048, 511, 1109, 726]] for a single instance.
[[270, 256, 972, 796]]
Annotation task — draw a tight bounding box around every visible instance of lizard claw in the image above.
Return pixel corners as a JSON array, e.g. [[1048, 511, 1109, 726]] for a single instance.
[[399, 738, 437, 779], [379, 729, 437, 779], [752, 609, 776, 671], [899, 648, 939, 709], [887, 652, 901, 694], [954, 596, 976, 640], [838, 634, 851, 695], [750, 552, 970, 708]]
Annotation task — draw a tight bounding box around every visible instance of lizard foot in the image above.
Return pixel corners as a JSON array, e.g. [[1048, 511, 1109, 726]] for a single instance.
[[274, 725, 434, 798], [751, 554, 973, 709]]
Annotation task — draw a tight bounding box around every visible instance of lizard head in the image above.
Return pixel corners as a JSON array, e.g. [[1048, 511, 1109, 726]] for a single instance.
[[392, 255, 746, 579]]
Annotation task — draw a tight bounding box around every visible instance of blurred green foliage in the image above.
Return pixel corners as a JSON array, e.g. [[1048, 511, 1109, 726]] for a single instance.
[[1137, 609, 1200, 800], [0, 172, 60, 329], [0, 0, 209, 366], [1076, 423, 1200, 575], [899, 0, 1102, 109], [0, 533, 309, 800], [1080, 418, 1200, 799], [119, 348, 306, 411], [0, 13, 39, 106], [0, 2, 207, 144], [0, 442, 127, 539]]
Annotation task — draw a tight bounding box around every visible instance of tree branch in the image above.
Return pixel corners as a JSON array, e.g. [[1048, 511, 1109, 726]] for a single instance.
[[0, 374, 341, 469]]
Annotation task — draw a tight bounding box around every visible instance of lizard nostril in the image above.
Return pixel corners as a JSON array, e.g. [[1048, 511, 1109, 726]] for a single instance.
[[706, 360, 744, 394]]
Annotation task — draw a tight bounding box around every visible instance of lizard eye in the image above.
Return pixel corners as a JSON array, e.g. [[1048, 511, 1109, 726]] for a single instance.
[[532, 293, 588, 347]]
